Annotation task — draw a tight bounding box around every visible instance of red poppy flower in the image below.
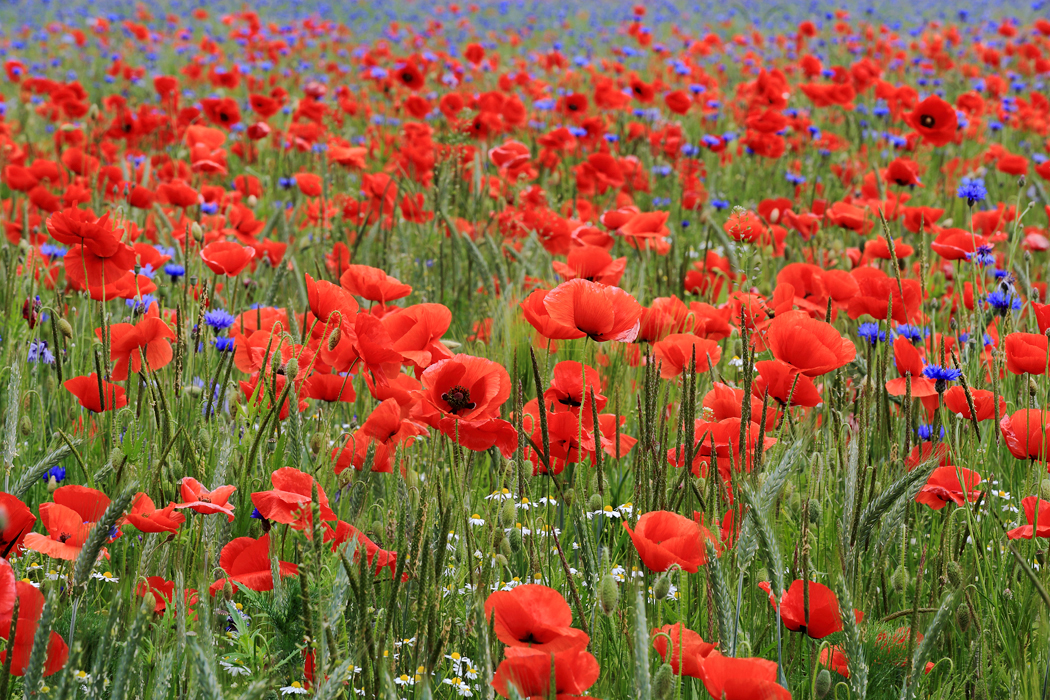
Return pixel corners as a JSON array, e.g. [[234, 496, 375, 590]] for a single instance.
[[175, 478, 236, 522], [697, 652, 790, 700], [753, 359, 822, 407], [0, 581, 68, 677], [764, 310, 856, 377], [125, 493, 186, 534], [884, 337, 937, 398], [542, 279, 643, 342], [209, 533, 298, 595], [551, 246, 627, 286], [820, 645, 850, 677], [543, 361, 607, 414], [492, 644, 599, 700], [904, 95, 958, 146], [623, 510, 715, 573], [199, 241, 256, 277], [1005, 333, 1050, 375], [331, 399, 428, 474], [916, 466, 983, 510], [884, 157, 923, 187], [521, 289, 587, 341], [23, 503, 92, 560], [652, 623, 716, 679], [340, 264, 412, 303], [419, 354, 510, 422], [251, 467, 337, 532], [63, 374, 127, 412], [942, 386, 1004, 422], [322, 521, 399, 578], [1005, 496, 1050, 540], [100, 314, 176, 380], [759, 579, 862, 639], [652, 334, 722, 379], [294, 173, 323, 197], [0, 494, 35, 558], [136, 576, 199, 614], [484, 584, 590, 652]]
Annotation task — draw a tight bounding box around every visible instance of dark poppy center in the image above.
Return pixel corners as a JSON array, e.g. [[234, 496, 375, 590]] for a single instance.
[[567, 102, 578, 111], [519, 632, 544, 645], [59, 533, 71, 543], [919, 114, 935, 128], [401, 72, 414, 84], [558, 395, 581, 408], [441, 385, 476, 414]]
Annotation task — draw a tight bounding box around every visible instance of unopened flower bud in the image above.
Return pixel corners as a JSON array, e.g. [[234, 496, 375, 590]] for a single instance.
[[327, 325, 342, 351], [507, 527, 522, 554], [815, 669, 832, 698], [891, 564, 910, 594], [808, 498, 822, 525], [191, 222, 204, 242], [587, 493, 604, 513], [653, 573, 671, 601], [47, 476, 58, 493], [955, 603, 971, 632], [653, 663, 674, 700], [58, 318, 73, 339], [599, 573, 619, 615], [499, 499, 516, 528]]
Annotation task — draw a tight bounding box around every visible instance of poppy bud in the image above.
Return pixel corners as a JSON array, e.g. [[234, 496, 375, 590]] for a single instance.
[[87, 103, 99, 121], [223, 579, 234, 601], [587, 493, 604, 513], [815, 669, 832, 698], [955, 603, 971, 632], [1031, 377, 1040, 398], [499, 536, 513, 560], [1019, 175, 1026, 189], [309, 433, 323, 455], [1041, 479, 1050, 502], [499, 499, 516, 528], [563, 488, 575, 508], [58, 318, 73, 339], [808, 498, 822, 525], [946, 559, 962, 588], [191, 222, 204, 242], [652, 573, 671, 601], [653, 663, 674, 700], [495, 553, 509, 568], [326, 325, 342, 351], [0, 508, 7, 533], [186, 384, 203, 398], [247, 195, 258, 207], [47, 475, 58, 493], [19, 415, 31, 436], [891, 564, 910, 594], [507, 527, 522, 553], [599, 573, 619, 615]]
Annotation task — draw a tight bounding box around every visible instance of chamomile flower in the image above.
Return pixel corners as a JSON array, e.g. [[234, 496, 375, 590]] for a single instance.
[[21, 578, 40, 589], [485, 488, 514, 501], [443, 677, 474, 697], [92, 571, 119, 583], [587, 505, 621, 520], [280, 682, 309, 695], [393, 674, 416, 687], [220, 659, 251, 677], [468, 514, 485, 526]]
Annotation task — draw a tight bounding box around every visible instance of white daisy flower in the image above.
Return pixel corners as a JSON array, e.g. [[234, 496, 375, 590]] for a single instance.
[[280, 682, 309, 695]]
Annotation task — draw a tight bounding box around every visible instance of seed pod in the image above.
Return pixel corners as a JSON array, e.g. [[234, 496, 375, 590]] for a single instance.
[[599, 573, 619, 615], [653, 663, 674, 700], [587, 493, 603, 513], [955, 603, 971, 632], [946, 559, 962, 588], [19, 416, 31, 436], [327, 325, 342, 350], [807, 498, 822, 525], [652, 573, 671, 601], [500, 499, 516, 528], [309, 433, 323, 455], [499, 535, 513, 560], [891, 564, 910, 594], [508, 527, 522, 553], [284, 357, 299, 381], [815, 669, 832, 698], [58, 318, 73, 339]]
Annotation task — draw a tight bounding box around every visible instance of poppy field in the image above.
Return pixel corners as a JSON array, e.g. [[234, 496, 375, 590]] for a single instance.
[[3, 0, 1050, 698]]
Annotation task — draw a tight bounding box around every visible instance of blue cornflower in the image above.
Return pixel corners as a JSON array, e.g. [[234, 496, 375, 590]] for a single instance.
[[857, 322, 886, 346], [204, 309, 236, 331], [40, 243, 67, 259], [923, 364, 962, 393], [711, 199, 730, 211], [250, 507, 264, 519], [957, 177, 987, 207], [126, 295, 157, 315], [214, 336, 236, 352], [917, 424, 945, 442], [895, 324, 927, 343], [985, 289, 1022, 315], [164, 262, 186, 280], [27, 339, 55, 364], [42, 465, 66, 483]]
